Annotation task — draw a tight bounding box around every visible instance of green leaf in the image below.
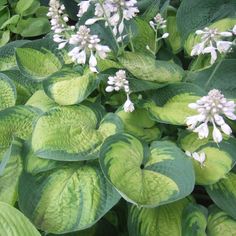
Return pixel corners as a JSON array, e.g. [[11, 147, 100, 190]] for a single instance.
[[23, 141, 63, 175], [0, 0, 7, 6], [207, 205, 236, 236], [166, 14, 182, 54], [0, 6, 9, 28], [179, 131, 236, 185], [181, 203, 207, 236], [128, 198, 191, 236], [119, 52, 184, 83], [0, 139, 23, 205], [187, 58, 236, 99], [144, 83, 205, 125], [0, 15, 20, 29], [0, 30, 10, 47], [0, 40, 30, 71], [0, 201, 40, 236], [15, 0, 39, 15], [16, 47, 62, 81], [35, 6, 49, 17], [18, 162, 120, 234], [176, 0, 236, 41], [2, 69, 41, 105], [31, 104, 123, 161], [132, 18, 156, 53], [116, 108, 162, 142], [184, 18, 236, 56], [43, 67, 99, 105], [26, 90, 57, 112], [0, 105, 40, 149], [206, 172, 236, 220], [100, 133, 195, 207], [0, 73, 16, 110], [17, 17, 50, 37]]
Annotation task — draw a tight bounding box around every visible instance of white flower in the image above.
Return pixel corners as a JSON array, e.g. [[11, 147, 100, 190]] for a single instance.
[[77, 0, 91, 17], [149, 13, 167, 29], [191, 27, 233, 64], [79, 0, 139, 36], [149, 13, 169, 39], [105, 70, 130, 93], [216, 41, 232, 53], [68, 26, 110, 72], [105, 70, 135, 112], [124, 95, 135, 112], [48, 0, 74, 49], [186, 89, 236, 143], [186, 151, 206, 168], [162, 33, 169, 39]]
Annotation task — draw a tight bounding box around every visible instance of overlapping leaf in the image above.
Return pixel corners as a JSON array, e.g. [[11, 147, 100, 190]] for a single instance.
[[144, 83, 205, 125], [179, 131, 236, 185], [0, 201, 40, 236], [31, 104, 123, 161], [19, 162, 120, 234], [100, 133, 195, 207]]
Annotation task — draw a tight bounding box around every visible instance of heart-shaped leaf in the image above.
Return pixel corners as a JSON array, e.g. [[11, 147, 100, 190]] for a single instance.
[[18, 162, 120, 234], [100, 133, 195, 207], [31, 104, 123, 161]]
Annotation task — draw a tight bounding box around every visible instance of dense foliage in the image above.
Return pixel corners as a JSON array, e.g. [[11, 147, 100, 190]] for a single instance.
[[0, 0, 236, 235]]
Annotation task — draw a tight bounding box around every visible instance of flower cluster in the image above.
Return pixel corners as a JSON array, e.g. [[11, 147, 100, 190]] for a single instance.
[[68, 26, 110, 72], [146, 13, 169, 54], [186, 89, 236, 143], [191, 27, 234, 64], [106, 70, 135, 112], [47, 0, 110, 72], [149, 13, 169, 38], [185, 151, 206, 167], [78, 0, 139, 38], [150, 13, 166, 30], [47, 0, 73, 49]]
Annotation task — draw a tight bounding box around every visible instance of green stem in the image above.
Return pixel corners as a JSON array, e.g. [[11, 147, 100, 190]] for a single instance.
[[204, 57, 224, 88], [98, 0, 120, 52], [204, 38, 236, 88], [126, 25, 134, 52]]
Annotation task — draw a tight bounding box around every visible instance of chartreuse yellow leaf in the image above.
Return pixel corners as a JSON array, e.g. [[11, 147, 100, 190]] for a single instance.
[[128, 198, 191, 236], [18, 162, 120, 234], [31, 103, 123, 161], [144, 83, 205, 125], [179, 131, 236, 185], [100, 133, 195, 207], [0, 201, 40, 236], [207, 205, 236, 236]]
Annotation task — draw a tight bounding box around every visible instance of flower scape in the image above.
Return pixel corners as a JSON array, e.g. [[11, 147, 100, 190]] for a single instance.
[[1, 0, 236, 235]]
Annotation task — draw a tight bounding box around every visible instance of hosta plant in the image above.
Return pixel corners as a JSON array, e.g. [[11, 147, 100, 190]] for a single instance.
[[1, 0, 236, 235], [0, 0, 51, 47]]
